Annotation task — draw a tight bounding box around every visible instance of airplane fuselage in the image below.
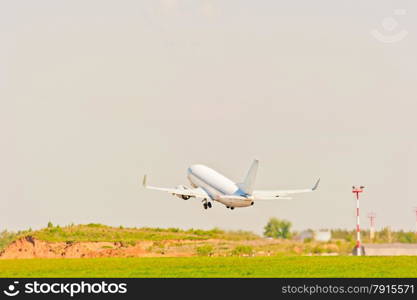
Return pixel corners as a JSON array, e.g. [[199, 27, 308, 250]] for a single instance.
[[143, 159, 318, 210], [187, 165, 254, 208]]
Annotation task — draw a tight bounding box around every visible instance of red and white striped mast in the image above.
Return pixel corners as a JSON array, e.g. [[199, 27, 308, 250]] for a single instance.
[[352, 186, 365, 256]]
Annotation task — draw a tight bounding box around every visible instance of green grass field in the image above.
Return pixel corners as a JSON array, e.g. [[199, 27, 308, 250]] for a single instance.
[[1, 256, 417, 278]]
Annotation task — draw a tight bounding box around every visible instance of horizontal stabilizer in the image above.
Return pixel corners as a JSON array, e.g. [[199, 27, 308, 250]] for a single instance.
[[312, 178, 320, 191], [141, 175, 209, 199]]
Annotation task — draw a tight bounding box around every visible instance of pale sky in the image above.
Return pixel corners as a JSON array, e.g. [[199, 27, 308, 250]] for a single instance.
[[1, 1, 417, 234]]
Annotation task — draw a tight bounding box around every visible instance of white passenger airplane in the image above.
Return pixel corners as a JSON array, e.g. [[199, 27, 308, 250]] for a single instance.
[[143, 160, 319, 210]]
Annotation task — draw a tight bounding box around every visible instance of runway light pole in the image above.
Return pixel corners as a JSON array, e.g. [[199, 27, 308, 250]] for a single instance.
[[367, 212, 376, 242], [352, 186, 365, 256]]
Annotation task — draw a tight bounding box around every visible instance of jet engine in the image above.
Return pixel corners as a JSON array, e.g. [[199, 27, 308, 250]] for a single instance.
[[175, 185, 191, 200]]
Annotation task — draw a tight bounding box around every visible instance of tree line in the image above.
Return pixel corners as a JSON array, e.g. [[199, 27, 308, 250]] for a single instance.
[[263, 217, 417, 243]]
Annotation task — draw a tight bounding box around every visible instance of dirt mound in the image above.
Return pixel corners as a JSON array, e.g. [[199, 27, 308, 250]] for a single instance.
[[0, 236, 157, 259]]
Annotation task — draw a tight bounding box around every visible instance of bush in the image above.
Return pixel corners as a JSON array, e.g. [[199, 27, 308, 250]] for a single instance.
[[48, 226, 63, 234], [119, 240, 136, 248], [153, 241, 165, 249], [398, 232, 417, 243], [47, 221, 53, 228], [0, 231, 17, 251], [196, 245, 214, 256], [264, 218, 292, 239], [86, 223, 105, 228], [312, 246, 325, 254], [231, 245, 254, 256], [188, 229, 208, 236]]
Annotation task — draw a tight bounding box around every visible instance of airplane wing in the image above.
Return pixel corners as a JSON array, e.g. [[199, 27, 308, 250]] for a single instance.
[[142, 175, 209, 199], [252, 178, 320, 200]]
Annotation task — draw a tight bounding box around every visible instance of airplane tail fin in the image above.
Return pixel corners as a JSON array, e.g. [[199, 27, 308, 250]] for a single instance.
[[238, 159, 259, 195]]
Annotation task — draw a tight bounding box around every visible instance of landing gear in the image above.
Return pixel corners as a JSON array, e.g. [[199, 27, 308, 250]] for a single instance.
[[230, 207, 235, 210], [202, 199, 212, 210]]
